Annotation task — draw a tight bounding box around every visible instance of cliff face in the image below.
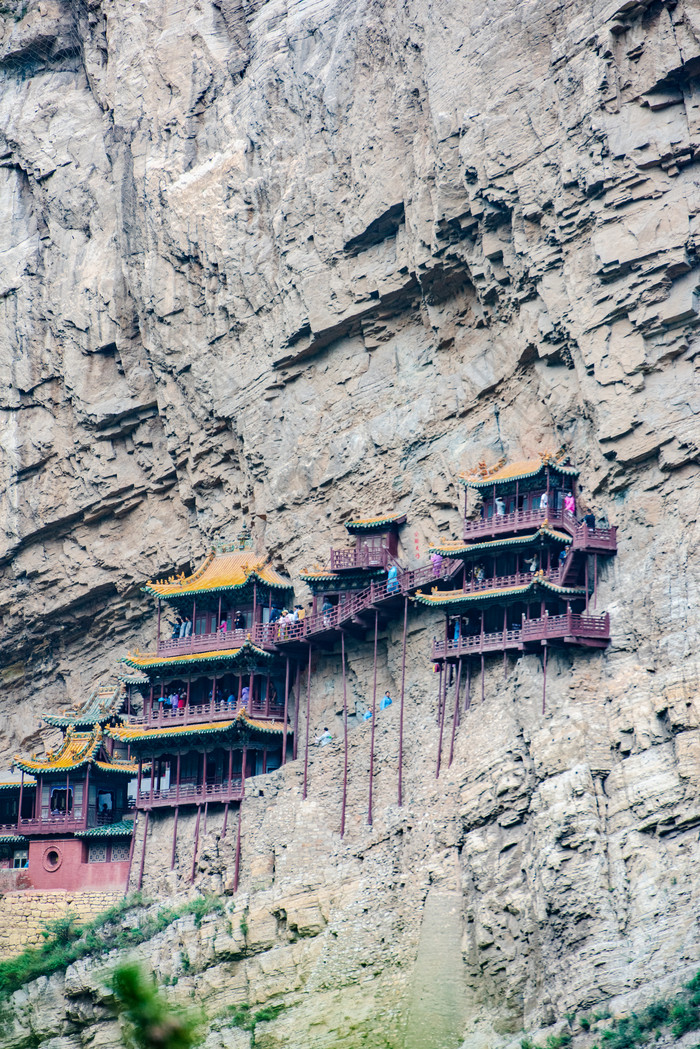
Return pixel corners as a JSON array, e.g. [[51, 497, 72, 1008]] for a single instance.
[[0, 0, 699, 1044]]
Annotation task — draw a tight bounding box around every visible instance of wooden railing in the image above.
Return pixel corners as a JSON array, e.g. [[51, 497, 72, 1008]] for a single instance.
[[521, 611, 610, 642], [157, 623, 280, 657], [432, 611, 610, 659], [12, 806, 136, 835], [137, 779, 243, 809], [133, 699, 286, 728], [329, 546, 390, 571], [463, 508, 616, 551]]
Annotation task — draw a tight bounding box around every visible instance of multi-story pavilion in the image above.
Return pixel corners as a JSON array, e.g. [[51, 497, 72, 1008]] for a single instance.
[[0, 682, 139, 889], [422, 453, 618, 705]]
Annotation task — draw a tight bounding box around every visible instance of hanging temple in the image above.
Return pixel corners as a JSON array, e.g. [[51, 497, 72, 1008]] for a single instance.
[[0, 453, 617, 891]]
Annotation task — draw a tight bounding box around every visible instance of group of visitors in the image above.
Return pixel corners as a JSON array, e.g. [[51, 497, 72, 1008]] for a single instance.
[[170, 616, 192, 640], [157, 691, 186, 713]]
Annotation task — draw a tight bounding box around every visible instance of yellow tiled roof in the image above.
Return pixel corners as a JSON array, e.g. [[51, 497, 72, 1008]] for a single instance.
[[15, 726, 102, 774], [120, 641, 272, 672], [108, 708, 284, 745], [144, 550, 291, 599], [461, 453, 578, 488]]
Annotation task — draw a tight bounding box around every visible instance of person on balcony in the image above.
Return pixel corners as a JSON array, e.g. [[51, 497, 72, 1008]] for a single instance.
[[539, 491, 548, 511], [387, 564, 399, 593], [558, 548, 567, 571], [431, 551, 443, 576], [184, 616, 192, 637], [170, 619, 181, 640], [453, 618, 461, 642], [322, 598, 333, 626], [269, 606, 281, 624], [296, 604, 306, 621], [564, 492, 575, 516], [526, 554, 539, 573], [495, 496, 505, 516], [241, 686, 250, 708], [219, 620, 227, 634], [234, 610, 245, 629]]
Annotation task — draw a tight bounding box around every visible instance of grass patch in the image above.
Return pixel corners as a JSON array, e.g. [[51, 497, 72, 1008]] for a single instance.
[[0, 892, 225, 1001], [523, 970, 700, 1049], [220, 1001, 285, 1034]]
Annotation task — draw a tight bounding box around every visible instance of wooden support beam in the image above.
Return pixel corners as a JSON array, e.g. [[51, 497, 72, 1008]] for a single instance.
[[368, 609, 378, 826], [233, 805, 243, 893], [293, 663, 301, 761], [303, 645, 312, 800], [137, 811, 149, 890], [398, 596, 408, 807], [190, 806, 201, 885], [436, 657, 448, 779], [171, 807, 179, 870], [448, 659, 462, 768], [340, 631, 349, 838], [282, 657, 290, 765], [542, 642, 548, 715]]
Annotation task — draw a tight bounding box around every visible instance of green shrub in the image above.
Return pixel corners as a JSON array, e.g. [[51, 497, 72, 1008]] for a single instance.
[[580, 1017, 591, 1031], [111, 963, 201, 1049]]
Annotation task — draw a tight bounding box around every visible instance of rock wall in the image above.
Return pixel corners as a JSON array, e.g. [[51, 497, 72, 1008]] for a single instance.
[[0, 889, 122, 954], [0, 0, 699, 1044]]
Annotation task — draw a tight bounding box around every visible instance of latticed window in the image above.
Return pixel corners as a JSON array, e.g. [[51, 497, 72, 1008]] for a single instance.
[[88, 843, 107, 863], [12, 849, 28, 869], [111, 842, 130, 862]]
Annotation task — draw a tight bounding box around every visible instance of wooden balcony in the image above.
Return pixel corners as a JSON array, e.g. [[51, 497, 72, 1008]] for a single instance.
[[137, 779, 243, 810], [156, 623, 279, 658], [9, 806, 135, 836], [463, 508, 617, 552], [432, 611, 610, 659], [329, 546, 390, 571], [133, 699, 286, 728]]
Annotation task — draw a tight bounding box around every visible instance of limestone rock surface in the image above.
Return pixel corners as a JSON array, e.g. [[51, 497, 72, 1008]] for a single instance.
[[0, 0, 699, 1045]]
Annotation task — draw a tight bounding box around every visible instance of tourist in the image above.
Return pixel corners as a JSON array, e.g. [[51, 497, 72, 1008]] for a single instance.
[[387, 564, 399, 593], [558, 548, 567, 570], [296, 604, 306, 621], [495, 496, 505, 516], [241, 686, 250, 708], [526, 554, 539, 573], [453, 618, 460, 642], [431, 551, 443, 577], [184, 616, 192, 637], [219, 620, 227, 634], [322, 598, 333, 627], [564, 492, 575, 516], [315, 727, 333, 746], [584, 510, 596, 529], [170, 620, 180, 640], [363, 709, 372, 721], [380, 692, 392, 710], [227, 692, 235, 707], [539, 491, 548, 511], [234, 610, 245, 629], [269, 606, 281, 624], [474, 564, 485, 583]]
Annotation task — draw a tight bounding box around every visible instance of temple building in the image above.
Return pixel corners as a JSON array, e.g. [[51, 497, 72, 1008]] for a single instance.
[[0, 682, 139, 890], [418, 452, 617, 703], [113, 544, 297, 885]]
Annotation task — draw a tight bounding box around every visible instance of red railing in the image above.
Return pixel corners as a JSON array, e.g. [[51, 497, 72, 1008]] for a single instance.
[[432, 611, 610, 659], [521, 611, 610, 642], [276, 558, 463, 645], [133, 699, 286, 728], [137, 779, 243, 809], [329, 546, 390, 571], [463, 507, 617, 551], [156, 623, 280, 657]]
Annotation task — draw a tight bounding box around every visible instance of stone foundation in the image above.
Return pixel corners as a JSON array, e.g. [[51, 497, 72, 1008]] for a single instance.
[[0, 890, 123, 958]]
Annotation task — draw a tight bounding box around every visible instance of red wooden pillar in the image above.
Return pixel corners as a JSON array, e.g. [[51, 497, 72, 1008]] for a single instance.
[[585, 556, 589, 612], [282, 658, 290, 765], [448, 659, 463, 768], [264, 674, 270, 717], [149, 756, 155, 805], [293, 663, 301, 760], [233, 803, 243, 892], [542, 643, 548, 715], [436, 655, 448, 778], [137, 811, 149, 890], [171, 808, 179, 870], [16, 771, 24, 832], [191, 599, 196, 651], [136, 760, 143, 807], [368, 610, 379, 825], [340, 631, 348, 838], [464, 660, 471, 712], [593, 554, 598, 611], [210, 676, 216, 714], [398, 596, 408, 807], [303, 645, 312, 800], [190, 806, 201, 884], [83, 764, 90, 829], [503, 606, 508, 679], [253, 581, 257, 626], [175, 753, 181, 804]]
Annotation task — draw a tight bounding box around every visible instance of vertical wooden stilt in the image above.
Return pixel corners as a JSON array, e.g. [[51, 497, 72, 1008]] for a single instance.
[[293, 663, 301, 760], [465, 661, 471, 712], [481, 653, 485, 704], [340, 631, 349, 838], [190, 806, 201, 884], [585, 556, 589, 612], [368, 610, 378, 826], [594, 553, 598, 610], [233, 805, 243, 892], [125, 812, 138, 896], [16, 771, 24, 832], [171, 807, 179, 870], [222, 802, 229, 838], [398, 596, 408, 807], [542, 643, 548, 715], [202, 801, 208, 837], [282, 657, 290, 765], [436, 659, 448, 778], [303, 645, 312, 800], [137, 811, 149, 890], [448, 659, 462, 768]]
